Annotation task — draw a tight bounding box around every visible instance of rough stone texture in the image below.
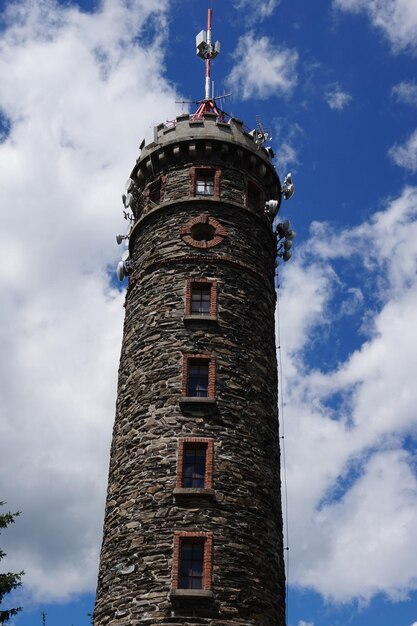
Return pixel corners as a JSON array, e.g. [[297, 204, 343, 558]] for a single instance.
[[94, 118, 285, 626]]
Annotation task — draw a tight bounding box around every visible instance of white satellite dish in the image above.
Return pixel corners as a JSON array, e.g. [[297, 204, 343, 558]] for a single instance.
[[117, 261, 125, 281], [265, 199, 279, 214], [125, 178, 134, 192], [122, 250, 130, 262], [122, 192, 132, 208]]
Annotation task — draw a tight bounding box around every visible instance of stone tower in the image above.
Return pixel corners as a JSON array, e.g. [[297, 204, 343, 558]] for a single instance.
[[94, 10, 287, 626]]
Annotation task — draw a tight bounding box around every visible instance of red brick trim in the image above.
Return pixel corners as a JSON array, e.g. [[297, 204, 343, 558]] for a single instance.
[[181, 353, 216, 399], [176, 438, 214, 489], [185, 279, 218, 317], [190, 166, 221, 198], [172, 531, 213, 590], [180, 214, 228, 249]]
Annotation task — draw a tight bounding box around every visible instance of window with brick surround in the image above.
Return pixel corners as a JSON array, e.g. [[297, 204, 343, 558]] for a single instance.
[[182, 354, 216, 399], [148, 178, 161, 204], [246, 179, 264, 212], [185, 279, 218, 318], [172, 532, 213, 591], [176, 438, 214, 489], [191, 167, 221, 198]]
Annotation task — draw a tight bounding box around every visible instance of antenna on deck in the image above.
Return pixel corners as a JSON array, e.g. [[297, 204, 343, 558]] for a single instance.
[[193, 8, 227, 120]]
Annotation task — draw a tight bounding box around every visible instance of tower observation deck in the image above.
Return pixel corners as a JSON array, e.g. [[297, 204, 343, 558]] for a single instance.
[[94, 9, 287, 626]]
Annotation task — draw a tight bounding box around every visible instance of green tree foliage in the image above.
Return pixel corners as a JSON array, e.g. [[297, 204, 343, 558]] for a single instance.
[[0, 503, 24, 624]]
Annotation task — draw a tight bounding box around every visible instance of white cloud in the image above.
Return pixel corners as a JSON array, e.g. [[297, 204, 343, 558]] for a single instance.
[[279, 186, 417, 601], [333, 0, 417, 52], [273, 120, 303, 174], [227, 32, 298, 100], [325, 84, 352, 110], [298, 622, 314, 626], [392, 80, 417, 107], [234, 0, 280, 22], [0, 0, 180, 603], [389, 129, 417, 172]]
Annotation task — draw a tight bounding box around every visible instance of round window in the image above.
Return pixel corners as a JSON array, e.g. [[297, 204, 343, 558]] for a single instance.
[[180, 214, 227, 249]]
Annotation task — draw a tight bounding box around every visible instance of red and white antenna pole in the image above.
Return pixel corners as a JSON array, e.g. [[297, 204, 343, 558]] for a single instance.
[[205, 8, 213, 100], [196, 7, 220, 103]]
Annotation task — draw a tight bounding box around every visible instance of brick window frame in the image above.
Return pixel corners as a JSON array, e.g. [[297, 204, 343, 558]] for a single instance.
[[246, 178, 264, 213], [180, 214, 228, 249], [181, 354, 216, 400], [172, 531, 213, 591], [176, 437, 214, 490], [146, 177, 162, 206], [185, 279, 218, 319], [191, 166, 221, 198]]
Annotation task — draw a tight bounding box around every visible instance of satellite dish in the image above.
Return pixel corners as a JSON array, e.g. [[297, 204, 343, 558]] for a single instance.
[[283, 250, 292, 262], [284, 172, 292, 185], [265, 199, 279, 215], [283, 184, 295, 200], [286, 229, 296, 240], [116, 261, 125, 281], [122, 192, 132, 208], [122, 250, 130, 262], [116, 234, 124, 245], [282, 220, 291, 232], [125, 178, 134, 192], [284, 239, 293, 251]]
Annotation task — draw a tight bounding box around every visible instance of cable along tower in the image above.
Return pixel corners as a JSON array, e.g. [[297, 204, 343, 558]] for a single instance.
[[94, 8, 295, 626]]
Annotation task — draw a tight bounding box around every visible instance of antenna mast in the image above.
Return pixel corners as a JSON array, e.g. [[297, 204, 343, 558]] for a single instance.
[[205, 8, 213, 100], [194, 7, 222, 119]]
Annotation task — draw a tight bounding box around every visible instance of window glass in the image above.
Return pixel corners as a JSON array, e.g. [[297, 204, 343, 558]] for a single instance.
[[183, 445, 206, 488], [149, 179, 161, 203], [247, 181, 263, 212], [191, 284, 211, 314], [188, 361, 209, 397], [180, 540, 204, 589], [196, 173, 214, 196]]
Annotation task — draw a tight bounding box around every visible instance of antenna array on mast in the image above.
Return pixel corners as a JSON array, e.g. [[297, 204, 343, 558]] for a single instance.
[[193, 8, 225, 120]]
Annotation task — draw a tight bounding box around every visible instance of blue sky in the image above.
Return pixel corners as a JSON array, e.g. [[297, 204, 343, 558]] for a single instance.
[[0, 0, 417, 625]]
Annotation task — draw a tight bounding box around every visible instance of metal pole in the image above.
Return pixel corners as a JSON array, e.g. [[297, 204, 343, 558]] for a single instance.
[[205, 8, 212, 100]]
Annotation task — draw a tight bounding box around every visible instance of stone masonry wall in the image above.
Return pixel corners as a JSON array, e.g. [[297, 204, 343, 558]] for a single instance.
[[94, 130, 285, 626]]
